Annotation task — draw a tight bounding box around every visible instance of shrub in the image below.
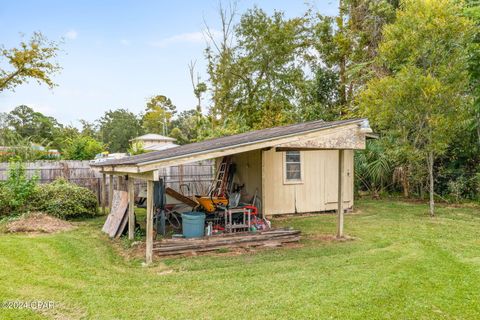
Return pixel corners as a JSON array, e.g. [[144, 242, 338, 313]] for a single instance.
[[0, 159, 38, 216], [30, 178, 99, 219]]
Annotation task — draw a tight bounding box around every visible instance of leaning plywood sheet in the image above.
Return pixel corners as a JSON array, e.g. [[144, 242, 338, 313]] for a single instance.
[[102, 190, 129, 238], [114, 208, 130, 238]]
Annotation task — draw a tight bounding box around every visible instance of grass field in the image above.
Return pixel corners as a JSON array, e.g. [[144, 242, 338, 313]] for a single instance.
[[1, 200, 480, 319]]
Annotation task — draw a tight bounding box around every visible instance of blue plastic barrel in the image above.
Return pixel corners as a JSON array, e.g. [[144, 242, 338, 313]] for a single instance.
[[181, 212, 206, 238]]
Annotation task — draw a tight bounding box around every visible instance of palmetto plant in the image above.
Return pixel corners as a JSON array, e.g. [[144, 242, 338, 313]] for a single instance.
[[355, 139, 394, 198]]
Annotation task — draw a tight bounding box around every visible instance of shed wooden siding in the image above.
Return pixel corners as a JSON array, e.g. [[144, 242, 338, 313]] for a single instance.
[[263, 149, 354, 215], [230, 150, 262, 204]]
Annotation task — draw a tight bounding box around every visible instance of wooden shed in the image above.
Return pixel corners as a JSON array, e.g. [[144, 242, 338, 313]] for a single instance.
[[91, 118, 372, 263]]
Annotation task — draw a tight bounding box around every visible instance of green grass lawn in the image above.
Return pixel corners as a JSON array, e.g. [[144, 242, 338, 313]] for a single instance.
[[1, 200, 480, 319]]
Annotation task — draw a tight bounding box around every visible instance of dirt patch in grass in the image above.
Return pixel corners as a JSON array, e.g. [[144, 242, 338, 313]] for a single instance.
[[6, 212, 74, 234], [114, 240, 145, 260]]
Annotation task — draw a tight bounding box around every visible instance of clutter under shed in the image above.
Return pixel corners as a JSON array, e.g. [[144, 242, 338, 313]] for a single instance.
[[92, 118, 373, 264]]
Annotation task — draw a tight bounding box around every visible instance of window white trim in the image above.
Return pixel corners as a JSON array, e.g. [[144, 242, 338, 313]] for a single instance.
[[283, 150, 304, 185]]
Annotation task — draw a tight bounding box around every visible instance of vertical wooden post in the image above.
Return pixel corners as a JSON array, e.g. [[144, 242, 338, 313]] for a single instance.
[[101, 173, 107, 215], [146, 180, 154, 264], [108, 174, 114, 211], [261, 150, 266, 218], [128, 176, 135, 240], [337, 149, 345, 238], [117, 176, 123, 191]]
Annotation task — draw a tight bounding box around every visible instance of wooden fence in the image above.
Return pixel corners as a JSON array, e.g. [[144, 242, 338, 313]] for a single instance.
[[0, 160, 215, 204]]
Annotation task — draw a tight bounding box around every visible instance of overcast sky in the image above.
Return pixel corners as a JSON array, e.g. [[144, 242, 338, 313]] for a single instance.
[[0, 0, 337, 127]]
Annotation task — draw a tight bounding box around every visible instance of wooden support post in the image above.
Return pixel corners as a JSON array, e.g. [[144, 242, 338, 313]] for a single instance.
[[146, 180, 154, 265], [117, 176, 123, 191], [108, 174, 114, 211], [261, 150, 266, 219], [128, 176, 135, 240], [337, 149, 345, 238], [101, 173, 107, 215]]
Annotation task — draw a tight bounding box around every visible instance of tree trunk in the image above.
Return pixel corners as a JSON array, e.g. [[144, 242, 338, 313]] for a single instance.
[[428, 151, 435, 217], [338, 0, 347, 111]]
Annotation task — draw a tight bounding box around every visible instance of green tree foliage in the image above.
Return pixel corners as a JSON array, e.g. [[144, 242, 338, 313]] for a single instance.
[[127, 141, 146, 155], [5, 105, 61, 144], [0, 112, 18, 146], [63, 135, 104, 160], [204, 2, 398, 134], [359, 0, 474, 215], [141, 95, 177, 135], [464, 0, 480, 144], [230, 8, 309, 129], [300, 68, 340, 121], [311, 0, 398, 111], [98, 109, 143, 152], [79, 119, 98, 138], [0, 106, 65, 161], [0, 159, 38, 216], [169, 109, 203, 144], [0, 32, 61, 92], [206, 7, 310, 131]]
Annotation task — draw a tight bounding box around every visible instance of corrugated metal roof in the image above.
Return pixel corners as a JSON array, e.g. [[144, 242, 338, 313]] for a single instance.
[[92, 118, 364, 167]]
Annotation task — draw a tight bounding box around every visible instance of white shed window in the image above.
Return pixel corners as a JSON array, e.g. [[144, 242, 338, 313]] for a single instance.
[[284, 151, 303, 183]]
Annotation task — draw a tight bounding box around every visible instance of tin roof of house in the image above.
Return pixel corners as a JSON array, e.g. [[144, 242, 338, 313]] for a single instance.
[[129, 134, 176, 142]]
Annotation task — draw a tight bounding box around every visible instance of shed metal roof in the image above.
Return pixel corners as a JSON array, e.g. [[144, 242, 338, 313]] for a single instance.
[[92, 118, 365, 168]]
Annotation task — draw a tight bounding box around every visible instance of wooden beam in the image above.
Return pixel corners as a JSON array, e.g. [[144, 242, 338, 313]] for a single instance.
[[337, 150, 345, 238], [101, 173, 107, 215], [100, 170, 155, 181], [275, 147, 355, 152], [145, 180, 154, 264], [108, 174, 114, 211], [128, 176, 135, 240]]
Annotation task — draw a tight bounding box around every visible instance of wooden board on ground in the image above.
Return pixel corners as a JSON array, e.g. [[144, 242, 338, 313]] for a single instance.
[[102, 190, 129, 238], [153, 228, 301, 256]]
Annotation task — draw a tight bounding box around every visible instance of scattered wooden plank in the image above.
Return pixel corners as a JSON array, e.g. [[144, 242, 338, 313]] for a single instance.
[[155, 236, 300, 256], [159, 228, 298, 243], [152, 228, 301, 256], [155, 232, 298, 246]]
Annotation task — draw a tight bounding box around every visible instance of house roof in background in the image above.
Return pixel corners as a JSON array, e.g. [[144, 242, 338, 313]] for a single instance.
[[92, 118, 366, 168], [130, 134, 176, 142], [144, 144, 179, 151]]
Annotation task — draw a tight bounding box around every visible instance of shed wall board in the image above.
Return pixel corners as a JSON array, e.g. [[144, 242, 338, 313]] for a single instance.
[[263, 149, 354, 215], [230, 150, 262, 203]]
